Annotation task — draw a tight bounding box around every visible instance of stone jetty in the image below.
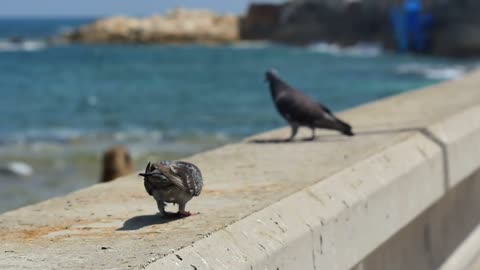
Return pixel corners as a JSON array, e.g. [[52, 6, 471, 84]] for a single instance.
[[63, 9, 239, 44]]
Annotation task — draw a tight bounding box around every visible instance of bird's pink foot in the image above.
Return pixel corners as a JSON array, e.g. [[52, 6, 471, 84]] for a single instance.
[[177, 211, 191, 217], [177, 211, 200, 217]]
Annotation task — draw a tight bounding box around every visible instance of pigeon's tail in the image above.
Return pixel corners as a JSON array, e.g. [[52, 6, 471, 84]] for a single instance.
[[335, 119, 354, 136]]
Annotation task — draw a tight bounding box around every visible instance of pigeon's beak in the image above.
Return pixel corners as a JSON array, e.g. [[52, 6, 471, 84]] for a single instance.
[[139, 170, 164, 178], [265, 69, 278, 82]]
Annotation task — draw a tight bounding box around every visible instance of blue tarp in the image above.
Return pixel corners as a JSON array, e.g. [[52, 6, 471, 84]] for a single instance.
[[390, 0, 432, 53]]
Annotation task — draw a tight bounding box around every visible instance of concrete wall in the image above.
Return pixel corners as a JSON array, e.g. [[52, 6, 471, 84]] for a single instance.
[[2, 71, 480, 269], [359, 169, 480, 270]]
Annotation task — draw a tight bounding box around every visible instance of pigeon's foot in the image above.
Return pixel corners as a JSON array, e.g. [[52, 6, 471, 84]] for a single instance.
[[177, 211, 200, 218], [157, 211, 180, 218], [308, 129, 316, 141], [177, 211, 192, 217]]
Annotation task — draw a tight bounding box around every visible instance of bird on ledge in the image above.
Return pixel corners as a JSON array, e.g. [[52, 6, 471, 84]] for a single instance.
[[139, 160, 203, 217], [265, 69, 354, 141]]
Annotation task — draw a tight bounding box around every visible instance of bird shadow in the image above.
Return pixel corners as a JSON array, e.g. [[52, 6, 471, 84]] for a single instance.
[[117, 214, 183, 231], [247, 127, 422, 144], [248, 138, 291, 144], [249, 136, 349, 144]]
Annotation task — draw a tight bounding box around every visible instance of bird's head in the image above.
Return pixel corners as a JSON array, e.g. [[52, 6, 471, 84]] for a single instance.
[[139, 161, 171, 180], [265, 69, 279, 83]]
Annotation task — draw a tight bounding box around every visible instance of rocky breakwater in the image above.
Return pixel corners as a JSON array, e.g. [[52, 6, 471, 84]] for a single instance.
[[63, 9, 240, 44], [430, 1, 480, 56], [241, 0, 480, 57], [241, 1, 389, 46]]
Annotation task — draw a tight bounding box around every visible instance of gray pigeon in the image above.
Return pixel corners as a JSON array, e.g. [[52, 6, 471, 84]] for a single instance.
[[265, 69, 354, 141], [139, 161, 203, 217]]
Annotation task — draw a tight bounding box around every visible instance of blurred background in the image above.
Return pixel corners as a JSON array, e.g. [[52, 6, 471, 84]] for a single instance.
[[0, 0, 478, 213]]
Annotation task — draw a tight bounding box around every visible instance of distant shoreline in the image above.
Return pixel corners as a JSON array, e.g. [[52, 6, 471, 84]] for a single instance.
[[60, 9, 240, 45], [4, 1, 480, 57]]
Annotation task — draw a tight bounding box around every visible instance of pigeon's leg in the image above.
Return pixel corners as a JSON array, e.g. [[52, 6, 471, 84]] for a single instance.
[[308, 128, 316, 141], [156, 200, 166, 216], [177, 202, 191, 217], [287, 124, 299, 141]]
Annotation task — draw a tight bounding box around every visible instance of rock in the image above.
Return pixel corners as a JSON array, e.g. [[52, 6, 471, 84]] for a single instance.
[[241, 0, 480, 56], [240, 4, 284, 40], [429, 2, 480, 56], [100, 146, 133, 183], [431, 23, 480, 57], [63, 9, 240, 44], [241, 1, 388, 46], [61, 1, 480, 56]]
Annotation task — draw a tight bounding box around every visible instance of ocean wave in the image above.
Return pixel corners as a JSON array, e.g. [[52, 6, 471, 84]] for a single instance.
[[395, 63, 468, 80], [0, 127, 233, 148], [0, 128, 235, 168], [55, 25, 75, 35], [229, 41, 272, 50], [0, 161, 33, 177], [308, 42, 383, 57], [0, 39, 47, 52]]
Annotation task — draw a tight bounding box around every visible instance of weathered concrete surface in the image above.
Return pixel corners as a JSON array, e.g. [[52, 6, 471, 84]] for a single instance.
[[153, 132, 443, 270], [468, 256, 480, 270], [0, 130, 408, 269], [439, 219, 480, 270], [1, 71, 480, 269], [357, 169, 480, 270]]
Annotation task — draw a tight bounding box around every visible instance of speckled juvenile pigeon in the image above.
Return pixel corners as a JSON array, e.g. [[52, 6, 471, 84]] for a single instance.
[[265, 69, 354, 141], [139, 161, 203, 217]]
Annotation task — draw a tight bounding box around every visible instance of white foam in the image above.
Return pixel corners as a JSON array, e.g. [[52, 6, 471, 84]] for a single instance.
[[0, 39, 47, 53], [0, 161, 33, 177], [56, 25, 74, 35], [396, 63, 468, 80], [309, 42, 383, 57], [230, 41, 272, 50], [86, 95, 98, 107]]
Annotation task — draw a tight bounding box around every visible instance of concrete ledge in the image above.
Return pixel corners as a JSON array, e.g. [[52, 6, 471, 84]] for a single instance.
[[152, 132, 443, 270], [2, 72, 480, 269], [439, 221, 480, 270]]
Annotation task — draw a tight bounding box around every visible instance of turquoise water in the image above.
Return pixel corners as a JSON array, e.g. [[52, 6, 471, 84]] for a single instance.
[[0, 18, 476, 213]]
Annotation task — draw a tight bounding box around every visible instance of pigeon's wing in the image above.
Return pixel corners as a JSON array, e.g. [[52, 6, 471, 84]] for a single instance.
[[275, 91, 332, 125], [317, 102, 332, 114], [315, 102, 340, 124], [165, 161, 203, 196]]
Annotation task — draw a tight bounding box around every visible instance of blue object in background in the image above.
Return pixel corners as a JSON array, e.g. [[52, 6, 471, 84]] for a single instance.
[[390, 0, 433, 53], [390, 8, 408, 52]]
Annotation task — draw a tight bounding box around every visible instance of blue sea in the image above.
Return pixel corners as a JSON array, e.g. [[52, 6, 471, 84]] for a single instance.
[[0, 18, 477, 213]]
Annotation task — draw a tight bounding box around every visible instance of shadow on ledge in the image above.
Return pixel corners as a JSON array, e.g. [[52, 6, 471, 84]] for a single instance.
[[117, 214, 182, 231], [248, 127, 423, 144], [248, 134, 348, 144]]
